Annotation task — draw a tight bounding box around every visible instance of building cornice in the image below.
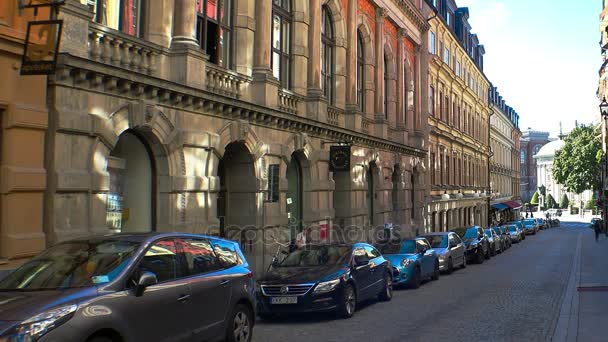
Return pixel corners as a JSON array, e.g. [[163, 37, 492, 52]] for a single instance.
[[52, 54, 428, 158], [391, 0, 430, 32]]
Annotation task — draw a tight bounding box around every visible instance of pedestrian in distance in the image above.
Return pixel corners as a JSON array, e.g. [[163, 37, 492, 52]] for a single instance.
[[593, 220, 601, 242]]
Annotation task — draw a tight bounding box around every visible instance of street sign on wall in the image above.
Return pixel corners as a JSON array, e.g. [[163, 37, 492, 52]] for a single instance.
[[329, 145, 351, 172]]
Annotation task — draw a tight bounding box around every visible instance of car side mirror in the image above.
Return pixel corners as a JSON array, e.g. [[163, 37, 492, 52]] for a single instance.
[[135, 271, 157, 297]]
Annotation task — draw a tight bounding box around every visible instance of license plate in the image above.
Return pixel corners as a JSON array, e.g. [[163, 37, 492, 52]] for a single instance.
[[271, 297, 297, 304]]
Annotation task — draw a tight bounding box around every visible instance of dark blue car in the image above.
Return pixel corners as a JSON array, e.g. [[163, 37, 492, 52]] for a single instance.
[[379, 238, 439, 289], [256, 243, 393, 319]]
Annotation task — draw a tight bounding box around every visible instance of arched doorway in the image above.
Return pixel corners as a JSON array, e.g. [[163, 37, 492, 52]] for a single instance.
[[286, 154, 303, 240], [107, 130, 155, 233], [217, 142, 257, 251]]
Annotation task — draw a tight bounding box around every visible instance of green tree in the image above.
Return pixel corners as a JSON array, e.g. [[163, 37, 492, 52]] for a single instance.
[[553, 125, 602, 194], [530, 191, 540, 205], [585, 196, 597, 210], [539, 185, 547, 197], [547, 194, 557, 209], [559, 194, 570, 209]]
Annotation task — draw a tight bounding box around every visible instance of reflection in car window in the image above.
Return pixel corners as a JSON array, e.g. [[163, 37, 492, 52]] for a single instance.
[[139, 240, 180, 283], [455, 228, 479, 239], [424, 235, 448, 248], [365, 246, 381, 259], [508, 225, 518, 232], [211, 239, 241, 268], [0, 240, 139, 290], [380, 240, 416, 254], [279, 245, 351, 267], [177, 238, 222, 275]]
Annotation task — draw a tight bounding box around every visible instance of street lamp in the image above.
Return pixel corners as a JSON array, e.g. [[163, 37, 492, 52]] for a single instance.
[[600, 97, 608, 117]]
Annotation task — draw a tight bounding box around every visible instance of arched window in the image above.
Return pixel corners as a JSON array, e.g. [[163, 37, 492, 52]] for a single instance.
[[321, 6, 335, 104], [92, 0, 144, 37], [272, 0, 292, 89], [196, 0, 233, 68], [384, 53, 389, 118], [357, 31, 365, 111]]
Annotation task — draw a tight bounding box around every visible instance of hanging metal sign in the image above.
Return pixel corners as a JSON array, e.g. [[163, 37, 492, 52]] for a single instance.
[[20, 20, 63, 75], [329, 145, 351, 172]]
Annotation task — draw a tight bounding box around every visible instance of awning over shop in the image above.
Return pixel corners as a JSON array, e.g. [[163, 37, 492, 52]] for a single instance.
[[503, 201, 523, 210], [491, 203, 509, 211]]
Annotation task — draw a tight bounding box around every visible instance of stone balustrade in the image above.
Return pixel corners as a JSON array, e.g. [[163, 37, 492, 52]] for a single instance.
[[278, 89, 302, 114], [88, 23, 162, 76], [205, 63, 249, 99], [327, 106, 344, 126]]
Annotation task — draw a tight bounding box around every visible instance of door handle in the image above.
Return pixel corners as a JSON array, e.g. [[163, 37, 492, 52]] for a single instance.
[[220, 279, 231, 286], [177, 294, 191, 302]]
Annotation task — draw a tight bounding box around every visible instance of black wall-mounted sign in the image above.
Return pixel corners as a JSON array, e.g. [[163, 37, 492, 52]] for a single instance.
[[20, 20, 63, 75], [329, 145, 351, 172], [18, 0, 65, 9]]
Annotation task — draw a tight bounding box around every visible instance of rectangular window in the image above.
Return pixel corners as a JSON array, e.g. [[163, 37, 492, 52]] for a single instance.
[[431, 152, 436, 185], [429, 32, 436, 54], [196, 0, 233, 68], [429, 86, 435, 116], [94, 0, 143, 37], [456, 61, 461, 76], [267, 164, 280, 202], [444, 48, 450, 65]]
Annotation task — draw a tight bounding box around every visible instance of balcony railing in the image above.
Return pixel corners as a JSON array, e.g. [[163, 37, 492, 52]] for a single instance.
[[278, 89, 302, 114], [205, 63, 249, 99], [327, 106, 344, 126], [88, 23, 163, 76]]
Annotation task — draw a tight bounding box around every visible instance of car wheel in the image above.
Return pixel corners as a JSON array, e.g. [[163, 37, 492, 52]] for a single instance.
[[461, 255, 467, 269], [226, 304, 253, 342], [338, 283, 357, 319], [410, 267, 421, 289], [379, 273, 393, 301], [432, 261, 440, 280], [447, 258, 453, 274]]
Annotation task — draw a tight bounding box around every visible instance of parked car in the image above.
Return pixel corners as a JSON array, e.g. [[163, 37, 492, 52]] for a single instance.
[[485, 228, 502, 255], [379, 238, 439, 288], [422, 232, 466, 274], [506, 224, 524, 243], [493, 227, 510, 250], [452, 226, 491, 263], [500, 226, 512, 248], [256, 243, 393, 319], [522, 218, 538, 235], [536, 218, 547, 230], [0, 233, 256, 342], [510, 221, 526, 240]]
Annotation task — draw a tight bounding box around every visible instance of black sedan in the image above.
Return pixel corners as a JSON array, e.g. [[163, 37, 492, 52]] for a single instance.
[[451, 226, 491, 264], [256, 243, 393, 319]]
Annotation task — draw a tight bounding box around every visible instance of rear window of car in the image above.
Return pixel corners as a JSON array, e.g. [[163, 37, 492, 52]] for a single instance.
[[211, 239, 242, 268]]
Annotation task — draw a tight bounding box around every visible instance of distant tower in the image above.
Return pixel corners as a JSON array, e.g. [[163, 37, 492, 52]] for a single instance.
[[558, 122, 565, 140]]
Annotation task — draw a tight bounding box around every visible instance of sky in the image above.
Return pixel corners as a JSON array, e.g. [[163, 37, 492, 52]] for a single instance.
[[457, 0, 600, 138]]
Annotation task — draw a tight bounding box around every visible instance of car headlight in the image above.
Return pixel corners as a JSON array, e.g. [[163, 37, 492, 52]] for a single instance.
[[5, 304, 77, 342], [401, 259, 413, 267], [314, 279, 341, 293], [438, 256, 445, 262]]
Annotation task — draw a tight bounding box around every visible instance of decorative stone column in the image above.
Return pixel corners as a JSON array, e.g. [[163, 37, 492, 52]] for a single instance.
[[374, 8, 388, 139], [171, 0, 198, 48], [306, 0, 326, 120], [345, 0, 358, 110], [251, 0, 279, 107]]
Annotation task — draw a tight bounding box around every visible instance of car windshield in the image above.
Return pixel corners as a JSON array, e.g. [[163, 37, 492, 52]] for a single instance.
[[380, 240, 417, 254], [454, 228, 479, 239], [278, 245, 351, 267], [523, 219, 535, 225], [484, 229, 492, 236], [0, 240, 140, 291], [509, 226, 518, 232], [423, 235, 448, 248]]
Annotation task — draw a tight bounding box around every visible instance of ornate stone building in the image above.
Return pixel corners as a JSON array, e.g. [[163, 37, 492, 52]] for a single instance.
[[489, 86, 521, 222], [423, 0, 491, 232], [520, 129, 550, 202], [0, 3, 49, 263], [28, 0, 431, 274]]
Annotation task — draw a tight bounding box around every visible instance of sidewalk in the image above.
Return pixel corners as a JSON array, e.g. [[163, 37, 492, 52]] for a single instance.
[[553, 227, 608, 341], [577, 229, 608, 342]]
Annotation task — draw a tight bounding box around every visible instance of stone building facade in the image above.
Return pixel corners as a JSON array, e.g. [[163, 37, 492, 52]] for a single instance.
[[32, 0, 431, 274], [520, 129, 550, 202], [489, 86, 521, 223], [0, 3, 49, 262], [423, 0, 491, 232]]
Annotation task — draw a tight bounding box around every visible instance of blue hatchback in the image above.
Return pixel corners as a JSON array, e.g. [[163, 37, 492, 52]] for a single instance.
[[379, 238, 439, 289]]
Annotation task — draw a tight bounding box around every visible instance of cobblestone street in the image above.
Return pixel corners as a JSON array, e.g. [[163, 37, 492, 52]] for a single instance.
[[254, 221, 602, 342]]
